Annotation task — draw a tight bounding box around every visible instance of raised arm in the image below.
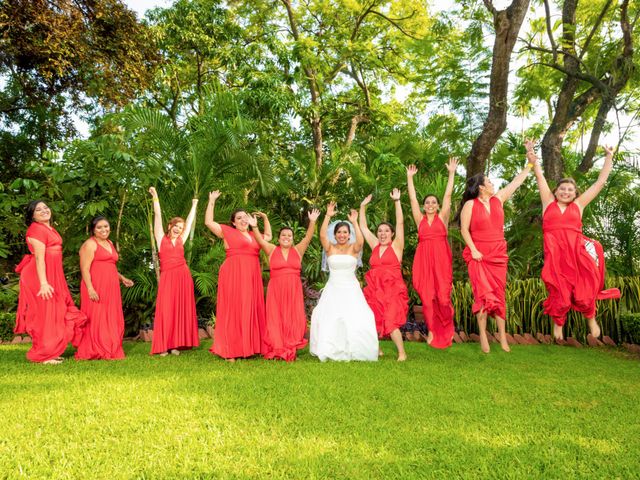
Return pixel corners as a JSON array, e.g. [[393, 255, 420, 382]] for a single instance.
[[460, 200, 482, 261], [27, 237, 53, 300], [204, 191, 223, 238], [576, 145, 615, 211], [495, 158, 535, 204], [248, 215, 275, 256], [391, 188, 404, 250], [149, 187, 165, 249], [347, 209, 364, 254], [358, 195, 378, 249], [406, 165, 423, 227], [254, 211, 273, 242], [295, 208, 320, 256], [180, 198, 199, 243], [439, 158, 458, 224], [525, 139, 554, 210], [319, 201, 337, 253], [79, 240, 99, 301]]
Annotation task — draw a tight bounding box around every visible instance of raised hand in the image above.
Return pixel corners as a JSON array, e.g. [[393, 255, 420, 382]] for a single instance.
[[390, 188, 401, 201], [347, 209, 358, 224], [360, 194, 373, 207], [247, 215, 258, 228], [308, 209, 321, 222], [524, 138, 536, 153], [253, 211, 268, 220], [208, 191, 221, 202], [603, 145, 615, 158], [326, 201, 337, 218], [149, 186, 158, 198], [407, 164, 418, 177], [446, 157, 458, 173]]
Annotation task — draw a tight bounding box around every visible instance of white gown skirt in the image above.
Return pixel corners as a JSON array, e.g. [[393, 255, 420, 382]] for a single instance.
[[310, 255, 378, 361]]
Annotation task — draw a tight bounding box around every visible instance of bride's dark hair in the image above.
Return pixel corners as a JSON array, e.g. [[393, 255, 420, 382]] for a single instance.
[[333, 221, 351, 235]]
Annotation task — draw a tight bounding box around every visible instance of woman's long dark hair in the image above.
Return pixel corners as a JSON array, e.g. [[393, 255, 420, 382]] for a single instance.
[[333, 221, 351, 236], [229, 209, 247, 229], [454, 173, 486, 223]]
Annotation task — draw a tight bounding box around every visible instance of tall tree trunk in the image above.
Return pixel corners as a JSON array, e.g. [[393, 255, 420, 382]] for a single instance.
[[465, 0, 530, 178]]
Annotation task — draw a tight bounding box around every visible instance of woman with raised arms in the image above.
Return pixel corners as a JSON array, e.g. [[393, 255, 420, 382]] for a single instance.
[[250, 209, 320, 361], [310, 202, 378, 362], [459, 157, 535, 353], [204, 191, 270, 361], [149, 187, 199, 356], [407, 159, 457, 349], [526, 140, 620, 343], [359, 189, 409, 361]]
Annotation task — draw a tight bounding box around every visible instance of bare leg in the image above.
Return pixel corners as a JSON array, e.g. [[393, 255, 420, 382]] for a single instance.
[[390, 329, 407, 361], [495, 316, 510, 352], [426, 331, 433, 345], [586, 316, 601, 338], [553, 323, 564, 341], [478, 310, 490, 353]]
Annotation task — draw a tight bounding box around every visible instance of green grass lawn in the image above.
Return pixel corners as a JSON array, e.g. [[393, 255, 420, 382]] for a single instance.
[[1, 341, 639, 479]]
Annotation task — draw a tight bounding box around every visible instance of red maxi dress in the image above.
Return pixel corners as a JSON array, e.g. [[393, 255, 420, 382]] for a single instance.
[[210, 225, 266, 359], [263, 247, 308, 361], [462, 197, 509, 320], [364, 245, 409, 338], [542, 201, 620, 325], [75, 238, 125, 360], [14, 222, 87, 362], [151, 236, 199, 354], [412, 215, 455, 348]]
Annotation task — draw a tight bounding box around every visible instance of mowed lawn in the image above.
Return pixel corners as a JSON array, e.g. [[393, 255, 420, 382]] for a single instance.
[[1, 341, 639, 479]]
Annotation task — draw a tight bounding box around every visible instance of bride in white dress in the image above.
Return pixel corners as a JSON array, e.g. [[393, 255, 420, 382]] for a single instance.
[[310, 202, 378, 362]]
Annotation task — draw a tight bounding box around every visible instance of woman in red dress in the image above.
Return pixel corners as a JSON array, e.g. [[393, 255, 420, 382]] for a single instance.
[[249, 209, 320, 361], [76, 216, 133, 360], [460, 159, 535, 353], [407, 158, 457, 349], [359, 189, 409, 361], [14, 200, 87, 364], [149, 187, 200, 356], [204, 191, 271, 361], [526, 141, 620, 342]]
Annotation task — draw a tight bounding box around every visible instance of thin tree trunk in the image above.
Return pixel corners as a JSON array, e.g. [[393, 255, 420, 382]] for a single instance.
[[465, 0, 530, 178], [115, 189, 127, 253]]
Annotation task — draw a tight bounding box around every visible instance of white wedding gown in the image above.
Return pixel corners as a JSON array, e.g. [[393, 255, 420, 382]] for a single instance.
[[310, 255, 378, 362]]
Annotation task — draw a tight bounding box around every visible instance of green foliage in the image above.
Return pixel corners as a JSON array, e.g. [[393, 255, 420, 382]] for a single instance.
[[620, 312, 640, 344]]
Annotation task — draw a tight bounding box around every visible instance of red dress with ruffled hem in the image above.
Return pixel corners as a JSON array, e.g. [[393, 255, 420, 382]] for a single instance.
[[462, 197, 508, 320], [151, 236, 199, 354], [263, 247, 308, 361], [364, 245, 408, 337], [210, 225, 266, 359], [15, 223, 87, 362], [542, 201, 620, 326], [75, 238, 125, 360], [412, 215, 455, 349]]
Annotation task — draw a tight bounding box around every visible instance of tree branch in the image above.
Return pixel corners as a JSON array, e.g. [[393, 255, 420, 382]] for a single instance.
[[579, 0, 613, 60], [542, 0, 558, 63]]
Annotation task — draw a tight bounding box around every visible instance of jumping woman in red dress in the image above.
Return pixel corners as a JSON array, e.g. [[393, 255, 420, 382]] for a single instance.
[[407, 158, 458, 349], [249, 209, 320, 361], [359, 189, 409, 361], [76, 216, 133, 360], [459, 159, 535, 353], [149, 187, 199, 356], [15, 200, 87, 364], [526, 140, 620, 342], [204, 191, 270, 361]]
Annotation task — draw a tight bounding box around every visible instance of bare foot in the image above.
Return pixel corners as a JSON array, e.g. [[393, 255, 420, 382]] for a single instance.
[[479, 332, 490, 353], [55, 357, 64, 361], [426, 331, 433, 345], [553, 324, 564, 341], [225, 358, 236, 363], [43, 359, 62, 365], [159, 352, 169, 357], [587, 318, 601, 339], [397, 353, 407, 362], [378, 349, 384, 357], [499, 334, 511, 353], [170, 349, 180, 356]]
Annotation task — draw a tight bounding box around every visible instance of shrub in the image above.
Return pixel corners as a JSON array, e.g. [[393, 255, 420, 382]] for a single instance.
[[620, 313, 640, 344]]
